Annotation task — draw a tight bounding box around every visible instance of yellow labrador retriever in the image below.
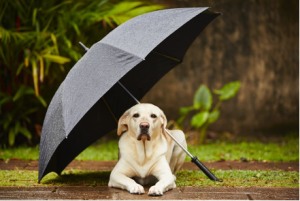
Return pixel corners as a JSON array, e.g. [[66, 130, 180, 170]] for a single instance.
[[108, 103, 187, 196]]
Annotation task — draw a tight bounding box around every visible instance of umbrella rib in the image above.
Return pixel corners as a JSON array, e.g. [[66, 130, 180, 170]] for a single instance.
[[151, 51, 181, 63], [102, 97, 118, 123]]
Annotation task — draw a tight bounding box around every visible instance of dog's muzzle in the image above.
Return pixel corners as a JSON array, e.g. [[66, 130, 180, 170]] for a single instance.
[[137, 133, 151, 141], [137, 122, 151, 141]]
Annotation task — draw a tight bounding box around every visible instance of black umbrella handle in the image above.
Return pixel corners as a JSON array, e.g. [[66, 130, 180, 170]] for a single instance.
[[191, 156, 222, 182]]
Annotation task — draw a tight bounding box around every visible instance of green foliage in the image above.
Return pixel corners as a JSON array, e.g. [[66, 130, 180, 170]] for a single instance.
[[213, 81, 241, 100], [193, 85, 212, 110], [0, 0, 164, 146], [177, 106, 193, 126], [191, 111, 209, 128], [208, 110, 220, 123], [177, 81, 240, 144]]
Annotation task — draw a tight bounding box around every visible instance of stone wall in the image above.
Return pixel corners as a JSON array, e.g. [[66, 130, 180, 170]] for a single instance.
[[142, 0, 299, 135]]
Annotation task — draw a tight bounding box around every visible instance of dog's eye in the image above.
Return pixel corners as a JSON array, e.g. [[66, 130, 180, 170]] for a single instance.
[[151, 114, 157, 118], [133, 113, 139, 118]]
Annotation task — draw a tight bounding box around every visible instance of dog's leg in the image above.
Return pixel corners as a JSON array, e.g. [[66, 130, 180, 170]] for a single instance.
[[169, 130, 187, 174], [169, 144, 186, 173], [148, 159, 176, 196], [108, 163, 145, 194]]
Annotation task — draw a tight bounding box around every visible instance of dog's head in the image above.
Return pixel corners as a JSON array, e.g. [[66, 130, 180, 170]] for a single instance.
[[117, 103, 167, 141]]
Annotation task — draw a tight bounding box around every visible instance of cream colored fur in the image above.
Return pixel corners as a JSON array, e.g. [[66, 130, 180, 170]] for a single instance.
[[108, 103, 187, 196]]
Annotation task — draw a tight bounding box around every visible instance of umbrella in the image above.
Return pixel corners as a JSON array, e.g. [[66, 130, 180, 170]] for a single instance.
[[38, 7, 221, 183]]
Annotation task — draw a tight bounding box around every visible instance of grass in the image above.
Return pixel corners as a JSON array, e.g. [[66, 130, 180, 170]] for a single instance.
[[0, 135, 298, 162], [0, 146, 39, 161], [187, 140, 299, 162], [176, 169, 299, 188], [75, 141, 119, 161], [0, 169, 298, 188]]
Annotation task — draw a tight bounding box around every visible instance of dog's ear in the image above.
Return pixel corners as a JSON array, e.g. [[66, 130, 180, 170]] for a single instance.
[[117, 110, 130, 135], [160, 112, 172, 143], [160, 112, 167, 134]]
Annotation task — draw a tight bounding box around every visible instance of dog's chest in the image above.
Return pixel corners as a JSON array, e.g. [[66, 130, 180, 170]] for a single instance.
[[133, 160, 156, 178], [120, 138, 168, 178]]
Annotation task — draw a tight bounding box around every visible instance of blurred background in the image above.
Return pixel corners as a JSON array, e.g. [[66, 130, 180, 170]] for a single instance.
[[144, 0, 299, 140], [0, 0, 298, 147]]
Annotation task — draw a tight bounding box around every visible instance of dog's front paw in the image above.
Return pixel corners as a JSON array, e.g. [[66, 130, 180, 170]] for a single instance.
[[128, 184, 145, 194], [148, 186, 164, 196]]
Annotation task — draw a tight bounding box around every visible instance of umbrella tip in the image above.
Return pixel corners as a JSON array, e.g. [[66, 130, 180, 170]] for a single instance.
[[79, 42, 89, 52]]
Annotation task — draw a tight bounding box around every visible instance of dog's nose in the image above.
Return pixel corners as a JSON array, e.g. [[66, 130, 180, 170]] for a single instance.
[[140, 122, 150, 129]]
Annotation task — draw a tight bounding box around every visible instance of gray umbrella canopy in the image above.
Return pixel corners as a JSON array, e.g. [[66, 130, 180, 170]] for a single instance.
[[38, 7, 220, 182]]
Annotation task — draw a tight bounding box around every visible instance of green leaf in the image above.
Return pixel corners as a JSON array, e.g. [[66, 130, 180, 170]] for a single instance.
[[103, 15, 115, 28], [125, 5, 165, 16], [193, 85, 212, 110], [214, 81, 241, 100], [50, 33, 59, 54], [13, 85, 35, 102], [42, 54, 70, 64], [71, 22, 80, 35], [0, 96, 11, 107], [46, 0, 72, 13], [8, 129, 15, 146], [110, 15, 122, 25], [21, 108, 39, 117], [3, 117, 11, 130], [23, 117, 31, 123], [191, 111, 209, 128], [108, 2, 144, 15], [208, 110, 220, 123], [19, 127, 32, 139], [178, 106, 194, 115], [14, 121, 21, 134], [32, 8, 37, 26], [31, 59, 39, 96], [16, 63, 24, 76], [37, 95, 47, 107], [177, 106, 194, 126], [176, 115, 186, 126]]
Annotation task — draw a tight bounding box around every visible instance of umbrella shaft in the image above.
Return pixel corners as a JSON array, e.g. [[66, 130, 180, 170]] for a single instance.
[[79, 42, 89, 51], [117, 81, 140, 104], [165, 129, 193, 158]]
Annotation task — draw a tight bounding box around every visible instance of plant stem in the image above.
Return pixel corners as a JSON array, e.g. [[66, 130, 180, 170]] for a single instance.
[[194, 127, 199, 145], [213, 100, 222, 112], [199, 100, 222, 144], [199, 123, 209, 144]]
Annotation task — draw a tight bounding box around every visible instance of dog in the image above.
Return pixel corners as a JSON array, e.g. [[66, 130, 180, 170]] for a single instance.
[[108, 103, 187, 196]]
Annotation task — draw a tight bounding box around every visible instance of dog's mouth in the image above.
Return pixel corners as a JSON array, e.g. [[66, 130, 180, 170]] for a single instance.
[[137, 133, 151, 141]]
